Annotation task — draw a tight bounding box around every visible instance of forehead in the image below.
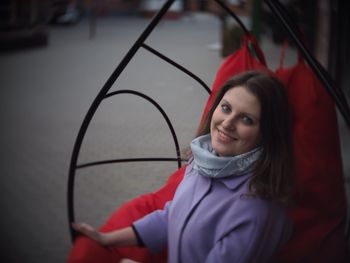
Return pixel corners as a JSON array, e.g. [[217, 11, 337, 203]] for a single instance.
[[221, 86, 261, 116]]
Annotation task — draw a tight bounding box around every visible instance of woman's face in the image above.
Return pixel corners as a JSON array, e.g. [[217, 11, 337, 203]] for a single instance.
[[210, 86, 261, 156]]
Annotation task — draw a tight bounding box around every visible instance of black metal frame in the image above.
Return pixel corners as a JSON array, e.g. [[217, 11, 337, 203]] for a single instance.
[[68, 0, 350, 242]]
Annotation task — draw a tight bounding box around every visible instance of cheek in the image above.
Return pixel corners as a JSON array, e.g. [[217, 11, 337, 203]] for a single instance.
[[238, 126, 260, 143]]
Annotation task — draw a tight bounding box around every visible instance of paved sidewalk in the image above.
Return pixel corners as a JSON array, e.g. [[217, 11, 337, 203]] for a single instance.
[[0, 13, 349, 262]]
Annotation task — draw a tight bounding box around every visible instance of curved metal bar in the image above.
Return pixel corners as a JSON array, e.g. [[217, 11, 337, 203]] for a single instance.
[[141, 43, 211, 95], [77, 157, 188, 170], [104, 89, 183, 169], [315, 59, 350, 111], [67, 0, 176, 242], [215, 0, 250, 35], [264, 0, 350, 128]]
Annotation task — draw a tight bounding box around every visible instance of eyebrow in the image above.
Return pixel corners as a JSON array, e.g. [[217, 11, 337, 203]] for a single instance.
[[221, 99, 260, 121]]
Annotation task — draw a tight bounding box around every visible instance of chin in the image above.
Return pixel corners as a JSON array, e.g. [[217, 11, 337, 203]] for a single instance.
[[213, 146, 235, 157], [215, 146, 248, 157]]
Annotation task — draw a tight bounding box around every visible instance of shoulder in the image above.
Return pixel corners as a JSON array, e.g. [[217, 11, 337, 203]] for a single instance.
[[242, 190, 287, 212], [222, 174, 287, 217], [215, 175, 291, 228], [231, 190, 291, 228]]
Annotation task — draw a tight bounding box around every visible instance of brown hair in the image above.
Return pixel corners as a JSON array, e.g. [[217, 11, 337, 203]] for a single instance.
[[196, 70, 294, 204]]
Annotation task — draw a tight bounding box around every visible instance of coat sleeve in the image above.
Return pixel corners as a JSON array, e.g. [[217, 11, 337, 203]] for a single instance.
[[132, 201, 171, 253], [205, 201, 292, 263]]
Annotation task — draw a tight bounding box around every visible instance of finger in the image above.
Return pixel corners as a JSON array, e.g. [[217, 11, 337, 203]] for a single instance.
[[71, 222, 83, 230]]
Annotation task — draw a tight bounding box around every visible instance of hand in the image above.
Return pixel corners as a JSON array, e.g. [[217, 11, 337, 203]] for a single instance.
[[72, 223, 137, 247], [72, 222, 108, 246]]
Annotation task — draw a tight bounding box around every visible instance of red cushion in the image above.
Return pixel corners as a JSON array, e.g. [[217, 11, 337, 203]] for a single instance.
[[276, 57, 347, 262]]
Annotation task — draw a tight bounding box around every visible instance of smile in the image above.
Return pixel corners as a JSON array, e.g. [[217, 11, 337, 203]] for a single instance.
[[217, 128, 237, 142]]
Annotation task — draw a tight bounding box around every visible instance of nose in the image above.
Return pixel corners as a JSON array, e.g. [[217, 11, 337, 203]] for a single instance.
[[221, 115, 236, 131]]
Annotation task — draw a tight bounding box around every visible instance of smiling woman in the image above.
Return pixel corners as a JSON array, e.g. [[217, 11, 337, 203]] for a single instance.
[[72, 70, 294, 263]]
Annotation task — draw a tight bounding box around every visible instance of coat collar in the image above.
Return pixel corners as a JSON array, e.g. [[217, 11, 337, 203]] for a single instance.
[[218, 172, 252, 191], [188, 160, 252, 191]]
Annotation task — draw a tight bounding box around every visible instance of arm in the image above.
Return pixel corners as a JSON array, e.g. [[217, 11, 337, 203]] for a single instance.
[[132, 201, 171, 253], [72, 223, 138, 247], [204, 222, 259, 263], [72, 200, 172, 250]]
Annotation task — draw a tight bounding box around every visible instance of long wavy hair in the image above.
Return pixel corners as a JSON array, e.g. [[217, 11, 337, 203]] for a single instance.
[[196, 70, 294, 204]]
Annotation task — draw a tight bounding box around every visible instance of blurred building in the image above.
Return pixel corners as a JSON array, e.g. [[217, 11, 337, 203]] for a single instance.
[[0, 0, 50, 51]]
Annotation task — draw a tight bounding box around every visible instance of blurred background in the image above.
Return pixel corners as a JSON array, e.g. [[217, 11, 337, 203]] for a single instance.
[[1, 0, 349, 262]]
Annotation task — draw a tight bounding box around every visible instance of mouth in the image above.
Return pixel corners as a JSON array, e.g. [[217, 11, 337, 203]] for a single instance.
[[216, 128, 237, 142]]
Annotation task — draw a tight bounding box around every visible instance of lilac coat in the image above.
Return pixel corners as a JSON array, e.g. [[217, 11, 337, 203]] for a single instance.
[[134, 162, 292, 263]]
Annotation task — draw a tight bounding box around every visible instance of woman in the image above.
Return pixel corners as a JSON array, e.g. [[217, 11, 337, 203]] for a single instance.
[[73, 70, 294, 262]]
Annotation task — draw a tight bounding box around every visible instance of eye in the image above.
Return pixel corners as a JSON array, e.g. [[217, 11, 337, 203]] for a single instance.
[[220, 104, 231, 113], [241, 115, 254, 125]]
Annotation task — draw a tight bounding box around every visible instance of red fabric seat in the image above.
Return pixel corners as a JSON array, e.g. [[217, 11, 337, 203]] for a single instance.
[[276, 54, 347, 262]]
